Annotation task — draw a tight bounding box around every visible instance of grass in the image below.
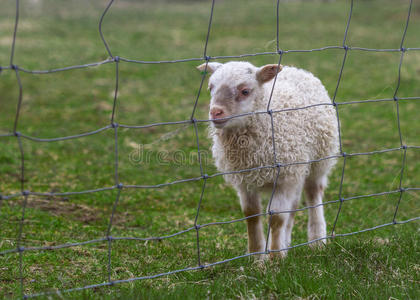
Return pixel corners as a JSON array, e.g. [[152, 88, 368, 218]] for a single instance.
[[0, 0, 419, 298]]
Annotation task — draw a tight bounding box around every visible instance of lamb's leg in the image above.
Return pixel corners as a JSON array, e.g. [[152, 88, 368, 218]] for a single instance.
[[285, 211, 296, 248], [268, 186, 301, 258], [268, 211, 288, 258], [237, 187, 264, 254], [304, 176, 327, 246]]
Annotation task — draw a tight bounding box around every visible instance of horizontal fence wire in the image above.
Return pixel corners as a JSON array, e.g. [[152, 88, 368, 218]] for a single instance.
[[0, 0, 419, 298]]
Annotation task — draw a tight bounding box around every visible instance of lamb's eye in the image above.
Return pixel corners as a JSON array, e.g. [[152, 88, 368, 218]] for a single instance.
[[241, 89, 250, 96], [209, 84, 214, 92]]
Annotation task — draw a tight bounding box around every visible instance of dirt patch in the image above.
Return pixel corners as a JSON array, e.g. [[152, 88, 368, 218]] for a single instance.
[[24, 196, 102, 224], [4, 195, 138, 227]]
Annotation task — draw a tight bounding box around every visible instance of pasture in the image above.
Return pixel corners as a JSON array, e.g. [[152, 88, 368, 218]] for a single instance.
[[0, 0, 419, 298]]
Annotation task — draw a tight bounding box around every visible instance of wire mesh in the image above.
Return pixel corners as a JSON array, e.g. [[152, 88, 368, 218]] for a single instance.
[[0, 0, 419, 298]]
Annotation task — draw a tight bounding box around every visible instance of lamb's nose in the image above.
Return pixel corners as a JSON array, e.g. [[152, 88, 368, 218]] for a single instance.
[[210, 108, 224, 119]]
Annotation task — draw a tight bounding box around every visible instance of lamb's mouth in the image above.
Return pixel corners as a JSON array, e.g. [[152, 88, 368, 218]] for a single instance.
[[212, 118, 228, 124], [212, 118, 229, 127]]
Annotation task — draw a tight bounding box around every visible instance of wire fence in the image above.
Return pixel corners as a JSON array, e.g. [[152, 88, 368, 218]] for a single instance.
[[0, 0, 419, 298]]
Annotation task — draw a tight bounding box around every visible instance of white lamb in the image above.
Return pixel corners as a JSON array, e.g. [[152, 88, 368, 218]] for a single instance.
[[197, 61, 339, 257]]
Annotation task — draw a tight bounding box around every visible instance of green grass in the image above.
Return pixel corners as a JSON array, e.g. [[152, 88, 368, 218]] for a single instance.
[[1, 0, 419, 298]]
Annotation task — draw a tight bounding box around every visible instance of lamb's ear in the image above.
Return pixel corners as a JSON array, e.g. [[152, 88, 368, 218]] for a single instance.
[[196, 62, 223, 74], [256, 64, 283, 84]]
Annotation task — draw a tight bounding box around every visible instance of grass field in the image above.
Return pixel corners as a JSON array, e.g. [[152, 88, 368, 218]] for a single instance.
[[1, 0, 419, 298]]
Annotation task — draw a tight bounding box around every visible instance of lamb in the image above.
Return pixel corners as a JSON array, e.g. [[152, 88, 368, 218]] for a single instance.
[[196, 61, 339, 258]]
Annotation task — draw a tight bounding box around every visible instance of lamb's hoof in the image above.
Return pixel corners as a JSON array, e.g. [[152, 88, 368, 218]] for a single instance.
[[251, 252, 268, 261], [309, 238, 327, 248], [248, 249, 268, 267], [252, 254, 268, 269], [269, 250, 287, 260]]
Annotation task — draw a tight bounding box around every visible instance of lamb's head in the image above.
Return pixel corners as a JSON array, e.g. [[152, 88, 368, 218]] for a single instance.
[[197, 61, 282, 130]]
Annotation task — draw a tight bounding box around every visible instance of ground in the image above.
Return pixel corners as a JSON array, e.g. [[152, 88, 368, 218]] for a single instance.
[[0, 0, 419, 299]]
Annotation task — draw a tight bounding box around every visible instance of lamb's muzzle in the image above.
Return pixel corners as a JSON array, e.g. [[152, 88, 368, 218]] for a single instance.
[[209, 106, 228, 127]]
